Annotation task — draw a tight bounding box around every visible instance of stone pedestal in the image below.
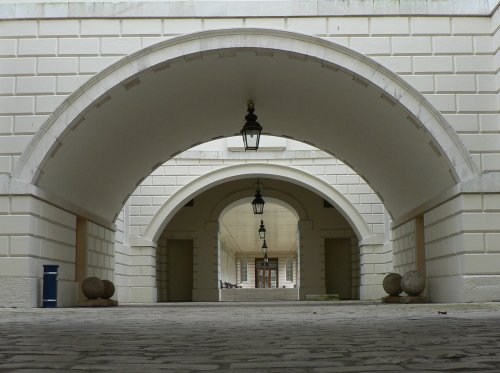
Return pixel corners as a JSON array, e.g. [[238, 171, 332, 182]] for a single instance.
[[78, 298, 118, 307], [382, 295, 427, 303]]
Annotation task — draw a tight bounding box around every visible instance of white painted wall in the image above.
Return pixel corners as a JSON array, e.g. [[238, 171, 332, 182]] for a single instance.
[[86, 221, 115, 281], [425, 194, 500, 302], [392, 219, 417, 275], [128, 140, 386, 238], [219, 241, 237, 285], [0, 196, 77, 307], [0, 1, 499, 306], [0, 12, 498, 176]]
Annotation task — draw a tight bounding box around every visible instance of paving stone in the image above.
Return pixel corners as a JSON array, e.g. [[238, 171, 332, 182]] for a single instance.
[[1, 302, 500, 371]]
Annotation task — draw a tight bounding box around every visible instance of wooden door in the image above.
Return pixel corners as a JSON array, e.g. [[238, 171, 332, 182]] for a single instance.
[[255, 258, 278, 288]]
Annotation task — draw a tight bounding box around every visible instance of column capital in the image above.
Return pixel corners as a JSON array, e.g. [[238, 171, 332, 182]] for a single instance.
[[205, 221, 219, 231], [129, 235, 157, 248], [298, 220, 313, 231]]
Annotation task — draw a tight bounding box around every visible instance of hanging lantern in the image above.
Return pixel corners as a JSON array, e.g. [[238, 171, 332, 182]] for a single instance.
[[240, 100, 262, 151], [251, 183, 265, 215], [258, 220, 266, 239]]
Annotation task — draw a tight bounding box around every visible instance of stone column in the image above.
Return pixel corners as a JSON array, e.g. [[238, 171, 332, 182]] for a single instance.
[[75, 217, 88, 302], [298, 220, 326, 300], [415, 215, 426, 277], [192, 221, 220, 301], [424, 193, 500, 302], [128, 236, 157, 303], [358, 235, 390, 300]]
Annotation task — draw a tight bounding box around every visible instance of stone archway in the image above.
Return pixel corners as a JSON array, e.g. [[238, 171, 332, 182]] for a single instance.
[[13, 28, 476, 227], [143, 163, 372, 244], [149, 176, 367, 302]]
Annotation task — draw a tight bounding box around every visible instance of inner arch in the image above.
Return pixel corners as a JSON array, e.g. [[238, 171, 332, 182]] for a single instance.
[[14, 28, 476, 224]]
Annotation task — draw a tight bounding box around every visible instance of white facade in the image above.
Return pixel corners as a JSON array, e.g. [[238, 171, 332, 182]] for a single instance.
[[0, 0, 499, 306]]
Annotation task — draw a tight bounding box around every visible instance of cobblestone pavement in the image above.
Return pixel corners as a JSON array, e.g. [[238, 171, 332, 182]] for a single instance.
[[1, 301, 500, 372]]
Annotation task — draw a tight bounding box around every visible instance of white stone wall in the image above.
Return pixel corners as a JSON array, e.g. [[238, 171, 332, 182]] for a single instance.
[[219, 241, 237, 285], [1, 1, 499, 306], [350, 237, 361, 299], [494, 6, 500, 162], [358, 236, 394, 300], [86, 221, 115, 281], [392, 219, 417, 274], [156, 235, 167, 301], [425, 194, 500, 302], [128, 145, 386, 238], [236, 256, 255, 288], [0, 11, 498, 176], [278, 256, 297, 288], [0, 195, 76, 307]]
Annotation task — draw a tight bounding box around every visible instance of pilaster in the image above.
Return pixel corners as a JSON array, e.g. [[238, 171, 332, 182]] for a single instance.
[[192, 221, 220, 301], [359, 235, 390, 300], [298, 220, 326, 300], [127, 244, 157, 303]]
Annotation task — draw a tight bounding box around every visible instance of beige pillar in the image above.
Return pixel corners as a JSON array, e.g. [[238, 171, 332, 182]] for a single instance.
[[358, 235, 390, 300], [298, 220, 326, 300], [75, 217, 87, 302], [415, 215, 426, 277], [192, 221, 220, 301]]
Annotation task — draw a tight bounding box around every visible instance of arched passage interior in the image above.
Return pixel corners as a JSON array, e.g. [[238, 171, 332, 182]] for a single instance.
[[153, 177, 361, 302]]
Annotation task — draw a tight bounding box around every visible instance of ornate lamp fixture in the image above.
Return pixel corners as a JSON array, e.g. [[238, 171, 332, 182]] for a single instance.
[[258, 220, 266, 239], [262, 240, 269, 265], [251, 181, 265, 215], [261, 239, 268, 252], [240, 100, 262, 151], [262, 240, 269, 264]]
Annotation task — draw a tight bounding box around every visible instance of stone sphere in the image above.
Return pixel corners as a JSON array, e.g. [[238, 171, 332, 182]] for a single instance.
[[382, 273, 403, 296], [82, 277, 104, 299], [101, 280, 115, 299], [401, 270, 425, 296]]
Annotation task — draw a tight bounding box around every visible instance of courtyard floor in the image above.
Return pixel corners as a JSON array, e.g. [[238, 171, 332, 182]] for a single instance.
[[1, 301, 500, 372]]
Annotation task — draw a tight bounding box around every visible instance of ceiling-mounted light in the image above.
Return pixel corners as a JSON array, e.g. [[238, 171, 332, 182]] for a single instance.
[[258, 220, 266, 239], [240, 100, 262, 151], [251, 181, 265, 215]]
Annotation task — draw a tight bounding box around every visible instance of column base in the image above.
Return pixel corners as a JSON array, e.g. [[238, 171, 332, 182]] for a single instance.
[[298, 287, 326, 300], [193, 288, 220, 301]]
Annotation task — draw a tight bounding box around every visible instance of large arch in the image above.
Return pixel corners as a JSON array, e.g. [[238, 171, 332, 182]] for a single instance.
[[143, 163, 371, 242], [13, 28, 477, 224]]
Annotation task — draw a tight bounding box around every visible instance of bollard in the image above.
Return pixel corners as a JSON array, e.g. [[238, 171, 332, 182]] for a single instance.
[[42, 264, 59, 308]]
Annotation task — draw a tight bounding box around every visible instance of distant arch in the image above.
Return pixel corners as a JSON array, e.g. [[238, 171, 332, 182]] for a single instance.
[[143, 163, 371, 242]]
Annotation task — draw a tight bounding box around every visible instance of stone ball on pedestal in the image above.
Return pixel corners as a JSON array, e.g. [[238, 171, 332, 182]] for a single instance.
[[102, 280, 115, 299], [382, 273, 403, 296], [401, 270, 425, 296], [82, 277, 104, 299]]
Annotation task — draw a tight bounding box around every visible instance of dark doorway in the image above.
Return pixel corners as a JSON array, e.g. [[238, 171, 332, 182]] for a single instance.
[[167, 239, 193, 301], [325, 238, 352, 299], [255, 258, 278, 288]]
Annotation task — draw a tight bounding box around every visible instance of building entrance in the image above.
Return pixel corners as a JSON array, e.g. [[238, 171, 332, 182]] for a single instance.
[[255, 259, 278, 288]]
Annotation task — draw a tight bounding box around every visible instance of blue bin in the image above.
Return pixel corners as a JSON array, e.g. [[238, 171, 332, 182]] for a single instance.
[[42, 264, 59, 308]]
